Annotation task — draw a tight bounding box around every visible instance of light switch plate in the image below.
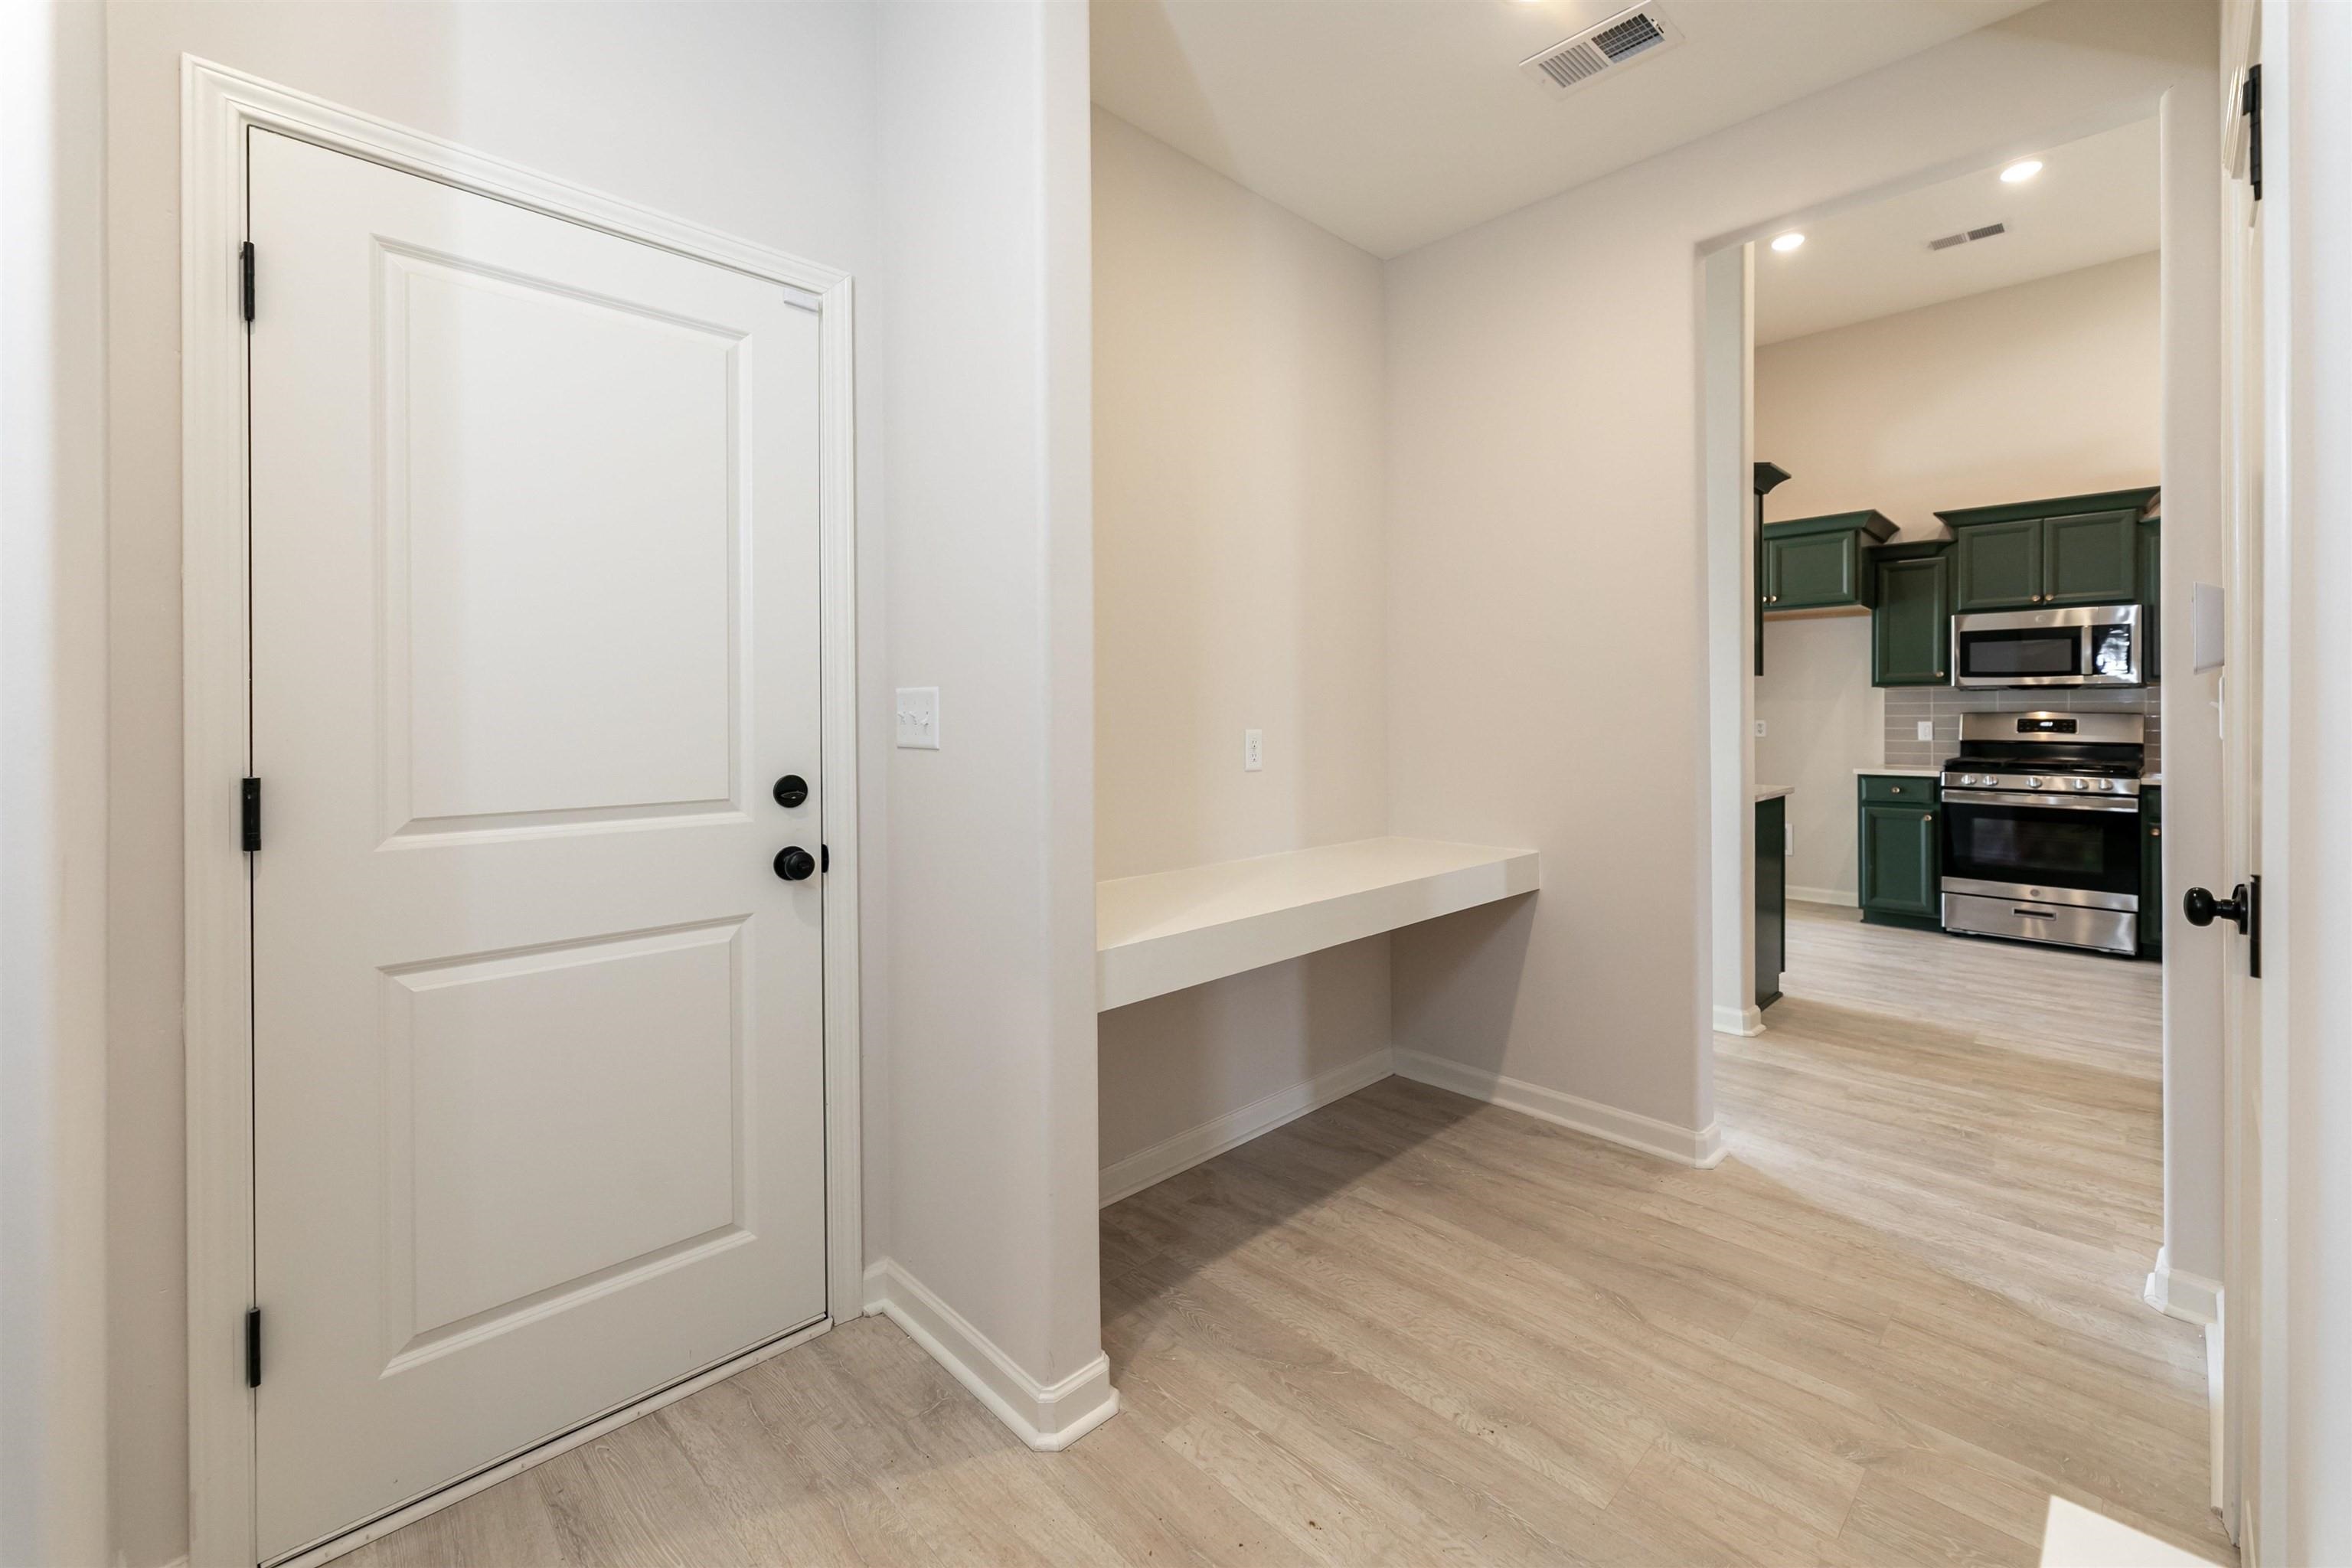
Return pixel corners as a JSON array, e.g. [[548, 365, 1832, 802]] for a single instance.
[[1243, 729, 1264, 772], [2192, 583, 2225, 672], [895, 687, 939, 750]]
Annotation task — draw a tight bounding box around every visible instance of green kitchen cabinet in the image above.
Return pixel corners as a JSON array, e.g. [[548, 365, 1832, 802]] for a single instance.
[[1952, 518, 2043, 610], [1939, 487, 2159, 612], [1762, 510, 1898, 612], [1871, 544, 1952, 686], [2140, 515, 2162, 680], [1857, 776, 1941, 930], [1757, 793, 1786, 1010], [2140, 785, 2164, 960]]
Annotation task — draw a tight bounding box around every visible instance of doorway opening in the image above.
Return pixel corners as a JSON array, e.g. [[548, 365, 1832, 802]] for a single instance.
[[1705, 116, 2233, 1562]]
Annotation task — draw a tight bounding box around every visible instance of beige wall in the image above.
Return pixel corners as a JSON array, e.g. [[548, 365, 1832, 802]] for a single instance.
[[1093, 109, 1391, 1171], [1754, 253, 2162, 901], [1383, 0, 2218, 1138]]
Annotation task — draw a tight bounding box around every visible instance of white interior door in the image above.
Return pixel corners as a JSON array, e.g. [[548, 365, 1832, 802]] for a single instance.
[[248, 129, 827, 1560]]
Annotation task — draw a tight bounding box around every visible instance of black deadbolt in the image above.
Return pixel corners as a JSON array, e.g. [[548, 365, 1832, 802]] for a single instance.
[[773, 774, 808, 808], [774, 845, 817, 882]]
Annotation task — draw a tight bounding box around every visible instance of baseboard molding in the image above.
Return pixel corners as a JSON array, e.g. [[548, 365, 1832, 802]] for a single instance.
[[861, 1259, 1119, 1452], [1393, 1048, 1727, 1169], [1713, 1002, 1765, 1037], [2143, 1246, 2221, 1325], [1098, 1047, 1396, 1207], [1787, 884, 1858, 909]]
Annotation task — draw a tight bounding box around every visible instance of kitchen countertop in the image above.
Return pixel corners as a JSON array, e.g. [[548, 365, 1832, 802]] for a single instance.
[[1857, 766, 1944, 778], [1755, 786, 1793, 802]]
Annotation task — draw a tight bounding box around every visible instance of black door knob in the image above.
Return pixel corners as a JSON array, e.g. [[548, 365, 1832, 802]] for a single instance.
[[2184, 884, 2249, 933], [773, 845, 817, 882], [773, 774, 808, 808]]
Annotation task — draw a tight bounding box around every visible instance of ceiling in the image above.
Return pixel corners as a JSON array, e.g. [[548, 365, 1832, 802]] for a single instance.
[[1754, 116, 2161, 343], [1090, 0, 2043, 260]]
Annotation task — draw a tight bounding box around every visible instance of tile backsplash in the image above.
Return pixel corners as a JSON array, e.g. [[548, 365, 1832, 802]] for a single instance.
[[1883, 683, 2162, 776]]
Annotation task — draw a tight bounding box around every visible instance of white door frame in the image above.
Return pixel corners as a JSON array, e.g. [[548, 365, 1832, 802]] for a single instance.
[[180, 58, 862, 1568]]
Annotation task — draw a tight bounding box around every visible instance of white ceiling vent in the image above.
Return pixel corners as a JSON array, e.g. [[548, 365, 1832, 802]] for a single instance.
[[1927, 221, 2009, 251], [1521, 5, 1685, 98]]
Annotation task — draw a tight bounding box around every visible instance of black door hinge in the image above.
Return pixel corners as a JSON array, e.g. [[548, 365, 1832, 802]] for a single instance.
[[241, 776, 262, 852], [245, 1308, 263, 1389], [2244, 64, 2263, 201], [240, 241, 256, 323]]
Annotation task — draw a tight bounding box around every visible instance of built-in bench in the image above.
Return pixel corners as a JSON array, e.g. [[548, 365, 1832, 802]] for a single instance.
[[1096, 837, 1540, 1011]]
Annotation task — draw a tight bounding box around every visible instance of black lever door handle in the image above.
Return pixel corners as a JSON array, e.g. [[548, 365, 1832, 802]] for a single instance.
[[773, 845, 817, 882], [2184, 884, 2249, 933]]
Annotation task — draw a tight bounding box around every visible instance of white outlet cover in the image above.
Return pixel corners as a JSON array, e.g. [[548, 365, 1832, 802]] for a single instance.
[[1243, 729, 1264, 772], [1917, 720, 1934, 741], [1753, 720, 1766, 738], [895, 687, 939, 750]]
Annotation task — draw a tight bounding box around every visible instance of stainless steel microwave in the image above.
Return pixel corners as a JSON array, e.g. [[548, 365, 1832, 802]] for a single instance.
[[1951, 603, 2143, 688]]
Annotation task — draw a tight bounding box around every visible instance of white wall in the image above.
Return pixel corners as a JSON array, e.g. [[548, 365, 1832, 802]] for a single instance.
[[2, 6, 112, 1564], [1092, 109, 1391, 1175], [1753, 253, 2164, 901], [1384, 1, 2220, 1146], [100, 8, 888, 1563], [875, 0, 1106, 1423]]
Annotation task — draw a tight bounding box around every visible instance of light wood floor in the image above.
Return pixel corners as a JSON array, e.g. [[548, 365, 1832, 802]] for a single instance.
[[348, 903, 2230, 1566]]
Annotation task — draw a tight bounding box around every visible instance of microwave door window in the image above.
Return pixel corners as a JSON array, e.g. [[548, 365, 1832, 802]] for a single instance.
[[1964, 629, 2081, 678]]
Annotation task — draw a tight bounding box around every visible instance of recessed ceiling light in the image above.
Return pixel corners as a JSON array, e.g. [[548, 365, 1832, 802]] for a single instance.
[[1770, 232, 1805, 253], [2001, 159, 2043, 184]]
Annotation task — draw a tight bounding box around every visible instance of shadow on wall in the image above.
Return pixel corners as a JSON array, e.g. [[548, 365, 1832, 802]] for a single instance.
[[1388, 897, 1539, 1078]]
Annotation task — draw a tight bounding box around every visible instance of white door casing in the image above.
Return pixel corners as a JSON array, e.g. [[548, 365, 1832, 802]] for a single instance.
[[182, 62, 861, 1568]]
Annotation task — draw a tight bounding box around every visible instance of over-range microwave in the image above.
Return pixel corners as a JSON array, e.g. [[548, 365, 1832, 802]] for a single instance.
[[1951, 603, 2143, 688]]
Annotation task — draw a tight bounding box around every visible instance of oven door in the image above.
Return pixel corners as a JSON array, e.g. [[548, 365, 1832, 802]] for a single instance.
[[1951, 605, 2141, 688], [1939, 789, 2143, 906]]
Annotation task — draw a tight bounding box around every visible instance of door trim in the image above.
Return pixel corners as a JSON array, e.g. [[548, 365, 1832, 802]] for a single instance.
[[181, 57, 863, 1568]]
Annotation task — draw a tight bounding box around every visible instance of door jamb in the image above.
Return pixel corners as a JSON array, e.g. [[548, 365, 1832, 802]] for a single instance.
[[181, 57, 864, 1568]]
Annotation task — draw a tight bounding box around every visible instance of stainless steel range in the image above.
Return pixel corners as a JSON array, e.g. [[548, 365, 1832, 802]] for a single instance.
[[1939, 711, 2147, 956]]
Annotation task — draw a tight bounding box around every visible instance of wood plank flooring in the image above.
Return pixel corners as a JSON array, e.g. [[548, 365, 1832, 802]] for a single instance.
[[347, 902, 2229, 1566]]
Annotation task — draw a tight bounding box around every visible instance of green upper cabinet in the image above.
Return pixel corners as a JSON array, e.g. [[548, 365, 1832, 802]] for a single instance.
[[2140, 515, 2162, 681], [1762, 510, 1897, 612], [1939, 487, 2159, 612], [1871, 544, 1951, 686], [1952, 518, 2042, 610]]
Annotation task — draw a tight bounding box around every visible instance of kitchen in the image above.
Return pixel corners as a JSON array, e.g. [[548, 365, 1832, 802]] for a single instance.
[[1728, 116, 2210, 1338]]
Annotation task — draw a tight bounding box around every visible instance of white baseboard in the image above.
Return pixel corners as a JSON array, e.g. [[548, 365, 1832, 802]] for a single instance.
[[1098, 1047, 1396, 1207], [2143, 1246, 2221, 1325], [1393, 1048, 1727, 1168], [1787, 884, 1858, 909], [861, 1259, 1119, 1452], [1713, 1002, 1765, 1036]]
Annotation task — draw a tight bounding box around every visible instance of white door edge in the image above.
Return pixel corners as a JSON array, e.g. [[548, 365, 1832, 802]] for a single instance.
[[179, 57, 862, 1568]]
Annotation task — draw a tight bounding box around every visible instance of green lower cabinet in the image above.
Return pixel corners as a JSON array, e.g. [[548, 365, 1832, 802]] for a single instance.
[[2140, 516, 2162, 681], [1952, 518, 2042, 610], [1857, 777, 1941, 929], [1871, 547, 1951, 686], [2140, 786, 2164, 959]]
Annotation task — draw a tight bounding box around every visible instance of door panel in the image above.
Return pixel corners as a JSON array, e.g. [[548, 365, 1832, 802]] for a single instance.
[[1859, 802, 1939, 921], [1766, 533, 1856, 609], [2042, 508, 2140, 606], [249, 129, 825, 1560]]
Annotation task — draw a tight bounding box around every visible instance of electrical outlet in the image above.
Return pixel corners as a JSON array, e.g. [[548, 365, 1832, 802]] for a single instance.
[[894, 687, 939, 750], [1917, 720, 1934, 741], [1243, 729, 1264, 772], [1753, 720, 1766, 739]]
